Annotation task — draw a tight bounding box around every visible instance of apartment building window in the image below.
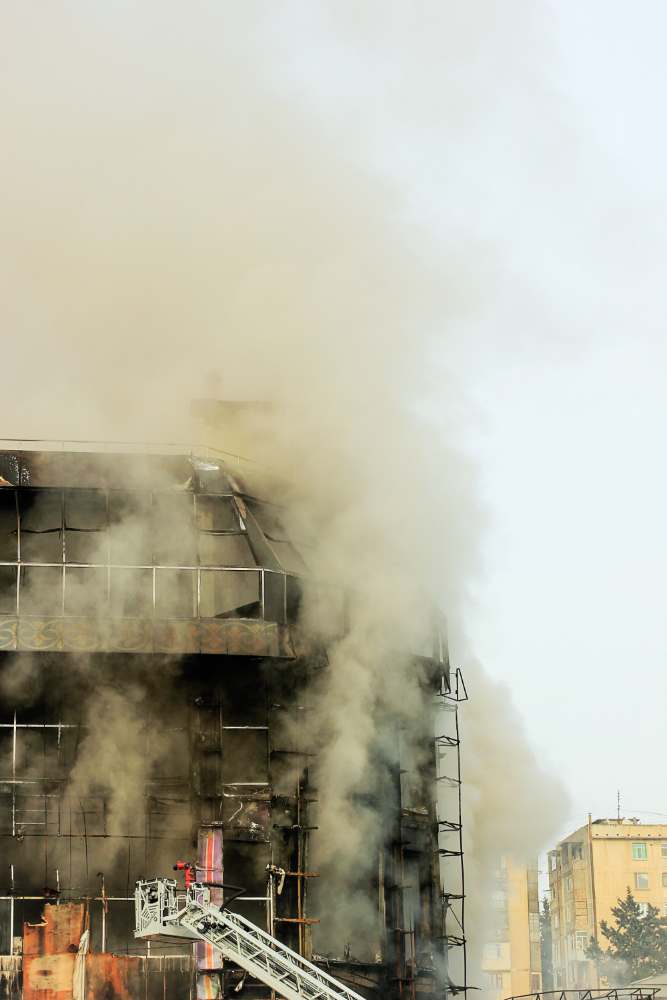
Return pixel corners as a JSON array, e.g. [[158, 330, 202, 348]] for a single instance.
[[553, 941, 560, 962], [663, 904, 667, 917], [663, 873, 667, 888], [486, 973, 503, 989], [638, 903, 649, 918], [566, 876, 573, 892], [572, 844, 584, 861], [567, 934, 576, 956], [531, 975, 541, 992], [576, 932, 589, 951], [565, 904, 572, 923], [550, 854, 557, 871], [491, 884, 507, 902], [635, 873, 650, 890], [553, 913, 559, 929], [485, 943, 502, 959], [633, 843, 648, 860], [661, 844, 667, 859]]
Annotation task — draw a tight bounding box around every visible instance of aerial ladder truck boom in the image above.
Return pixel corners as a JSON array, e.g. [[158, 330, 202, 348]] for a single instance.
[[135, 876, 366, 1000]]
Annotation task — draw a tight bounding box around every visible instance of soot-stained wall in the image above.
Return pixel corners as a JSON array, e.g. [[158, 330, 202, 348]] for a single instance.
[[0, 449, 448, 1000]]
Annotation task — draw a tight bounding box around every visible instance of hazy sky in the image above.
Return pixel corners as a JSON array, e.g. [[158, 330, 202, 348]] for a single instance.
[[463, 0, 667, 846]]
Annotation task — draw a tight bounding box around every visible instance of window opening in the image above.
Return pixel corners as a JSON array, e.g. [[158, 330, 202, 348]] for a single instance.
[[200, 570, 261, 620], [18, 491, 62, 563], [19, 566, 62, 616], [64, 567, 108, 617], [0, 492, 17, 561], [109, 568, 153, 618], [64, 490, 107, 564], [108, 492, 152, 565], [152, 494, 196, 565], [155, 569, 197, 619]]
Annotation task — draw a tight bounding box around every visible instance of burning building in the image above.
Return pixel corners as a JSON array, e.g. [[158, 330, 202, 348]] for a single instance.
[[0, 438, 465, 1000]]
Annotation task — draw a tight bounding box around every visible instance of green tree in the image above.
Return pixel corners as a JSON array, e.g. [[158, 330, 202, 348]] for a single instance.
[[586, 888, 667, 984], [540, 896, 554, 991]]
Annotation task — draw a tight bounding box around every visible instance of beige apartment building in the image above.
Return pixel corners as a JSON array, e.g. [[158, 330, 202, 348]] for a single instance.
[[483, 855, 542, 999], [548, 818, 667, 989]]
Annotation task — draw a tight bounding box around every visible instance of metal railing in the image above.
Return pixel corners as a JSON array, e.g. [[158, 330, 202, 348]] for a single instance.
[[507, 990, 661, 1000], [0, 438, 276, 474]]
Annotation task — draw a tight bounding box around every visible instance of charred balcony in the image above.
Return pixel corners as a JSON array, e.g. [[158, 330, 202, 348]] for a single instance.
[[0, 446, 345, 656]]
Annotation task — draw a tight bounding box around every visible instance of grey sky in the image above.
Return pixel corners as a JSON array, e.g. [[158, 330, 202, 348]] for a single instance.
[[464, 0, 667, 842]]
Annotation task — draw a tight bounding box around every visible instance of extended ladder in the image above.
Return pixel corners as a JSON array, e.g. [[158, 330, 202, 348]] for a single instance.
[[135, 879, 365, 1000]]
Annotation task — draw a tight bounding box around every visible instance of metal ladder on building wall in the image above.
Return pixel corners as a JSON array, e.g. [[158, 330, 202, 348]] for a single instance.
[[135, 878, 365, 1000], [436, 667, 468, 994]]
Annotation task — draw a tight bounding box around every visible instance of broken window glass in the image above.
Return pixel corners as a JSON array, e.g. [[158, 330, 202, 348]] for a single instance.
[[200, 570, 260, 619], [229, 467, 287, 504], [244, 500, 284, 537], [220, 842, 270, 927], [198, 534, 256, 568], [65, 567, 108, 617], [0, 567, 16, 614], [105, 454, 154, 490], [19, 566, 62, 616], [155, 569, 196, 618], [152, 495, 196, 565], [245, 501, 306, 573], [285, 576, 302, 624], [108, 492, 152, 566], [62, 453, 111, 489], [109, 568, 153, 618], [0, 899, 10, 955], [18, 491, 62, 563], [196, 496, 240, 532], [0, 454, 19, 487], [20, 452, 64, 488], [0, 492, 17, 561], [220, 730, 269, 784], [148, 454, 192, 491], [64, 490, 107, 564], [263, 572, 285, 623], [266, 540, 306, 574]]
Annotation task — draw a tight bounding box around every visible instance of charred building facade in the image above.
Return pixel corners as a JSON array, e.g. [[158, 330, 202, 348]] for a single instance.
[[0, 443, 464, 1000]]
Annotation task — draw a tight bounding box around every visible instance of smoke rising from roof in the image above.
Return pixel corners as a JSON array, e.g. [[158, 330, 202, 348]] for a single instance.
[[0, 0, 572, 985]]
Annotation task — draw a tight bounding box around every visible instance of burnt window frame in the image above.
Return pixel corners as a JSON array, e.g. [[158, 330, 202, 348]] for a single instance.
[[0, 486, 303, 623]]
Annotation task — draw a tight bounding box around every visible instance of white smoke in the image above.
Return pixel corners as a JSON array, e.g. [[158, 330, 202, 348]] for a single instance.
[[0, 1, 587, 987]]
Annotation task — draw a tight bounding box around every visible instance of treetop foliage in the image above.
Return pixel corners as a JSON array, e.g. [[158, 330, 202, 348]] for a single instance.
[[587, 888, 667, 984]]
